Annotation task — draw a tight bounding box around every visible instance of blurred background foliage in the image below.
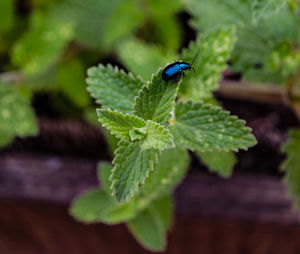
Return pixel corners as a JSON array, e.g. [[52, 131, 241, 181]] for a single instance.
[[0, 0, 186, 147], [1, 0, 300, 147], [0, 0, 296, 143]]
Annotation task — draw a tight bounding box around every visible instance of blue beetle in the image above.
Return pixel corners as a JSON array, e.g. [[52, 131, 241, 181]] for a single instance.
[[162, 49, 200, 82]]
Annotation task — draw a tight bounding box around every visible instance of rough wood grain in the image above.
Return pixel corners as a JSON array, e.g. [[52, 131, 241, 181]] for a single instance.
[[0, 153, 298, 224], [1, 201, 300, 254]]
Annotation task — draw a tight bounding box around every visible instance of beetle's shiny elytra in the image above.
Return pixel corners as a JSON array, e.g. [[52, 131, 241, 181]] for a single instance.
[[162, 49, 200, 82], [162, 61, 193, 81]]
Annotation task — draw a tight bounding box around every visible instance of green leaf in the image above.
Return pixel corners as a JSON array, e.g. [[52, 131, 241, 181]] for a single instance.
[[141, 120, 174, 150], [281, 129, 300, 208], [57, 59, 90, 108], [129, 128, 146, 141], [52, 0, 144, 50], [103, 0, 144, 46], [170, 101, 257, 152], [111, 140, 159, 202], [127, 195, 172, 252], [252, 0, 286, 21], [70, 189, 137, 224], [186, 0, 298, 84], [266, 41, 300, 79], [134, 69, 180, 125], [97, 162, 113, 195], [146, 0, 183, 51], [180, 26, 236, 100], [197, 150, 237, 177], [0, 83, 38, 147], [150, 15, 182, 51], [0, 132, 14, 147], [87, 64, 143, 114], [97, 109, 174, 150], [97, 108, 146, 141], [12, 11, 74, 75], [0, 0, 13, 33], [138, 146, 190, 201], [117, 38, 177, 80], [147, 0, 182, 16]]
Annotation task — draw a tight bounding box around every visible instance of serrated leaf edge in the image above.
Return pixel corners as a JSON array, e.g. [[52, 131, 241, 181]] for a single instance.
[[97, 108, 146, 141], [174, 101, 257, 152], [86, 63, 144, 106], [110, 140, 159, 202]]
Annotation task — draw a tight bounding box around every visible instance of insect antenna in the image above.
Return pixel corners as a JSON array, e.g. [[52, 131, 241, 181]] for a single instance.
[[190, 49, 201, 67]]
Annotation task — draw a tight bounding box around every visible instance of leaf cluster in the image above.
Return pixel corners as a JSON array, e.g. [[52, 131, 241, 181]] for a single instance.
[[185, 0, 298, 85], [0, 0, 185, 146], [0, 83, 38, 146], [71, 28, 256, 250], [281, 129, 300, 208]]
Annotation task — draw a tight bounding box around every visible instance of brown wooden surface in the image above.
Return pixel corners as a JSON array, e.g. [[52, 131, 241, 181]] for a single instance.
[[0, 153, 298, 224], [0, 200, 300, 254]]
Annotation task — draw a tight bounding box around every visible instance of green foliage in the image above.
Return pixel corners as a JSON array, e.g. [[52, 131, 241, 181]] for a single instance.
[[84, 60, 256, 209], [11, 0, 148, 76], [252, 0, 287, 21], [97, 162, 113, 194], [150, 15, 182, 52], [185, 0, 299, 84], [57, 59, 90, 108], [71, 162, 139, 224], [111, 141, 159, 202], [87, 64, 143, 114], [141, 120, 174, 150], [281, 129, 300, 208], [84, 44, 256, 206], [0, 83, 38, 147], [103, 0, 144, 47], [97, 109, 146, 141], [97, 108, 174, 150], [133, 70, 180, 124], [138, 146, 190, 201], [118, 27, 236, 101], [266, 41, 300, 78], [72, 146, 188, 229], [197, 150, 237, 177], [70, 19, 256, 249], [181, 26, 236, 100], [127, 195, 172, 251], [12, 11, 74, 75], [146, 0, 183, 51], [0, 0, 14, 33], [171, 101, 256, 152], [92, 67, 181, 202], [70, 189, 138, 224], [117, 38, 177, 80], [53, 0, 144, 50]]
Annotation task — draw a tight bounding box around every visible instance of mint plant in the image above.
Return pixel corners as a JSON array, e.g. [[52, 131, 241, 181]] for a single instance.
[[185, 0, 297, 84], [281, 130, 300, 208], [71, 27, 257, 251], [0, 83, 38, 147], [183, 0, 300, 214]]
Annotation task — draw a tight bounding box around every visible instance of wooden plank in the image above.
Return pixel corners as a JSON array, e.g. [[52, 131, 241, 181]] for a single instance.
[[0, 154, 298, 224], [0, 200, 300, 254]]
